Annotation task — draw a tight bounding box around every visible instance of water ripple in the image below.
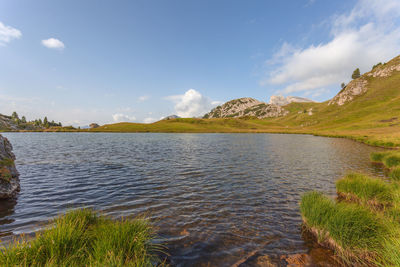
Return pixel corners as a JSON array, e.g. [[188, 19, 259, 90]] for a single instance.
[[0, 133, 384, 266]]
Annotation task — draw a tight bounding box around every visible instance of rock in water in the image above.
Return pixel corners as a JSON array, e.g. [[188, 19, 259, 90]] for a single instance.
[[0, 134, 20, 199]]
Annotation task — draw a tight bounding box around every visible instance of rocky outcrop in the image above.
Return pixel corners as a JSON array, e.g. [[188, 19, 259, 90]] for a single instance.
[[203, 97, 288, 119], [0, 135, 20, 199], [328, 78, 368, 106], [367, 59, 400, 78], [162, 115, 181, 120], [89, 123, 100, 129], [269, 95, 315, 106]]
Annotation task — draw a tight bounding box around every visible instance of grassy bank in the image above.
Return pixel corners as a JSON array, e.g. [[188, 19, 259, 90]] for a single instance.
[[371, 151, 400, 179], [301, 153, 400, 266], [0, 209, 164, 267]]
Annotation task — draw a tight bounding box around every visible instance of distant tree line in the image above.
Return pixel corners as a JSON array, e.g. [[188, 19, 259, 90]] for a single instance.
[[11, 112, 62, 128]]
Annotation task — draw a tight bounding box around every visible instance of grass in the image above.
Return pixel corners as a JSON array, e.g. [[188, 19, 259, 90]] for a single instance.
[[370, 151, 400, 181], [0, 157, 14, 183], [300, 192, 400, 266], [384, 155, 400, 168], [336, 173, 398, 208], [0, 158, 14, 167], [302, 150, 400, 265], [390, 167, 400, 181], [0, 209, 164, 267], [370, 152, 388, 162]]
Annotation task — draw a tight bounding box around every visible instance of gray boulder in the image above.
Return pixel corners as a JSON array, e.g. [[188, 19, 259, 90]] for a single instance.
[[0, 134, 20, 199]]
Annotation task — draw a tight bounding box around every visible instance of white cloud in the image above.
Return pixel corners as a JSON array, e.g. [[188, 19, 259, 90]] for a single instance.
[[143, 117, 157, 123], [138, 95, 150, 102], [0, 22, 22, 46], [167, 89, 219, 118], [41, 38, 65, 50], [264, 0, 400, 95], [112, 113, 136, 122]]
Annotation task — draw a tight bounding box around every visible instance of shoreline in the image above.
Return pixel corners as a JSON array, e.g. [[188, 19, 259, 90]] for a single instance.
[[2, 128, 398, 150]]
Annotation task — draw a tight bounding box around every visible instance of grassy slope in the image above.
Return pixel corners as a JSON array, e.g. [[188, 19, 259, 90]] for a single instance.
[[88, 56, 400, 147]]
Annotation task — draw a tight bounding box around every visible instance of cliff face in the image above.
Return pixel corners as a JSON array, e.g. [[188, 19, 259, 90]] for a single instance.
[[328, 78, 368, 106], [203, 97, 288, 119], [0, 134, 20, 199]]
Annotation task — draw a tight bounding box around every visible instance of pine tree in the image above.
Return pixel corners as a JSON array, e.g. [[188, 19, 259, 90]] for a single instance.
[[352, 68, 361, 79], [11, 111, 19, 120]]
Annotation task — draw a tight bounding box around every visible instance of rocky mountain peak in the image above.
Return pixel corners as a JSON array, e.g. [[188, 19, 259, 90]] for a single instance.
[[203, 97, 288, 119], [269, 95, 315, 106]]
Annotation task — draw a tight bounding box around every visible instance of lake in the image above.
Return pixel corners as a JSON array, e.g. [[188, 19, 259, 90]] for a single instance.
[[0, 133, 384, 266]]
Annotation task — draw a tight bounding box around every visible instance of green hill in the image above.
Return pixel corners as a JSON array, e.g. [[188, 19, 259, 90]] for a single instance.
[[89, 55, 400, 147]]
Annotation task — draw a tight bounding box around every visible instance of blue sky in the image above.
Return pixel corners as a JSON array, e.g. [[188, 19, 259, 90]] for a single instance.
[[1, 0, 399, 125]]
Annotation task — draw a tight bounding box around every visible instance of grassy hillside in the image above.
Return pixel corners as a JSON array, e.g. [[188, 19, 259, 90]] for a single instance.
[[90, 55, 400, 147]]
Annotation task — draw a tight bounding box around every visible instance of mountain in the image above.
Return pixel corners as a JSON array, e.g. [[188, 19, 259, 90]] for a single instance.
[[89, 54, 400, 147], [162, 115, 181, 120], [203, 97, 288, 119], [269, 95, 315, 106]]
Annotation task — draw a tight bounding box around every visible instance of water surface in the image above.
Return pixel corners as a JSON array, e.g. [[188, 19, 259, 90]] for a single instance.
[[0, 133, 384, 266]]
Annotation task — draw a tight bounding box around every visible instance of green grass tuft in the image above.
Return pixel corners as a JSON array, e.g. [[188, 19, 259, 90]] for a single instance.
[[0, 158, 14, 167], [0, 209, 164, 267], [390, 167, 400, 181], [336, 173, 398, 208], [301, 191, 400, 266], [370, 152, 387, 162], [384, 155, 400, 168]]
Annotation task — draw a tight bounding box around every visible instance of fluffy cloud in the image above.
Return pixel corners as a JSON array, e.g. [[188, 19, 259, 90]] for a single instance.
[[112, 113, 136, 122], [0, 22, 22, 46], [264, 0, 400, 94], [167, 89, 219, 118], [143, 117, 157, 123], [41, 38, 65, 50]]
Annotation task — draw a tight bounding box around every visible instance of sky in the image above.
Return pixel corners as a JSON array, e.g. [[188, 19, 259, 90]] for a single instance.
[[1, 0, 400, 126]]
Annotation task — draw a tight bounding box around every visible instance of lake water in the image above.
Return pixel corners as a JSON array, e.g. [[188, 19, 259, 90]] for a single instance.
[[0, 133, 384, 266]]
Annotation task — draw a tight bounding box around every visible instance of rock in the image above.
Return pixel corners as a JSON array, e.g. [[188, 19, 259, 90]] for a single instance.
[[203, 97, 289, 119], [89, 123, 100, 129], [367, 60, 400, 78], [328, 78, 368, 106], [269, 96, 315, 106], [162, 115, 181, 120], [236, 253, 279, 267], [281, 254, 312, 266], [0, 134, 20, 199]]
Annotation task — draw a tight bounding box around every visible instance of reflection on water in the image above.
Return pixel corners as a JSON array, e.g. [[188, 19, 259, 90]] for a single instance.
[[0, 133, 384, 266]]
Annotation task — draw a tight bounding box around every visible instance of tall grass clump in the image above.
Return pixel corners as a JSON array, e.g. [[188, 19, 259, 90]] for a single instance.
[[336, 173, 398, 208], [390, 167, 400, 181], [384, 154, 400, 168], [0, 209, 163, 267], [370, 151, 388, 163], [300, 192, 400, 266]]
